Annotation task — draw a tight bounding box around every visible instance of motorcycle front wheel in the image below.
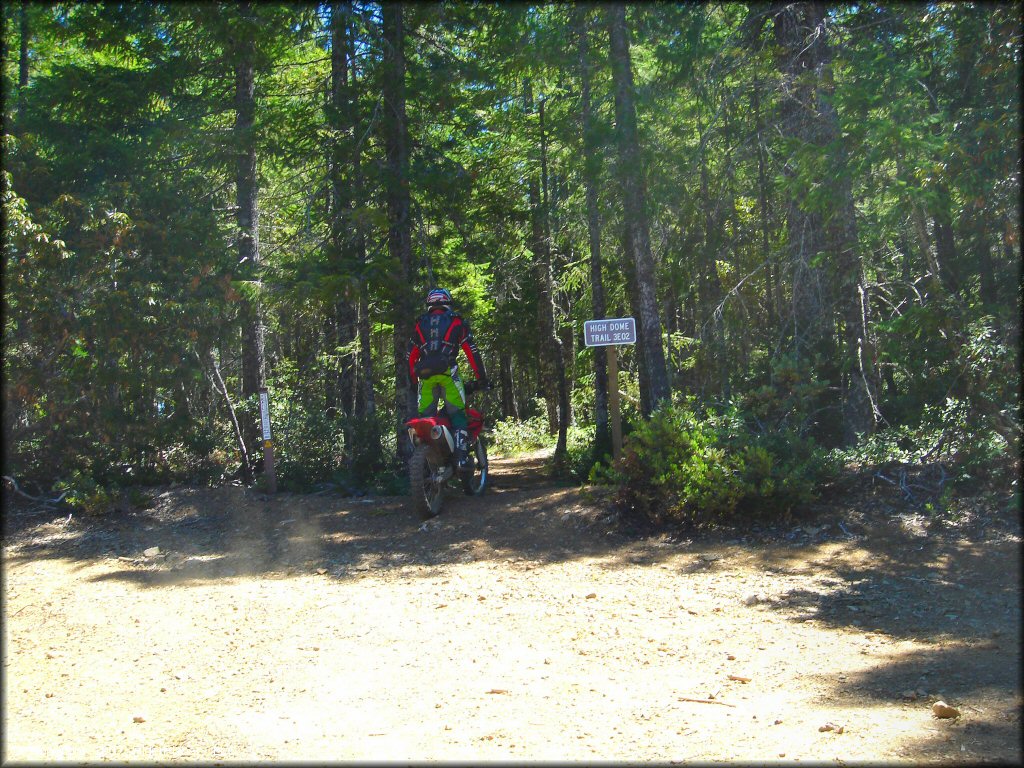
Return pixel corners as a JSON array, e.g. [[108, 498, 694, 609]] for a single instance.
[[461, 435, 488, 496], [409, 445, 445, 519]]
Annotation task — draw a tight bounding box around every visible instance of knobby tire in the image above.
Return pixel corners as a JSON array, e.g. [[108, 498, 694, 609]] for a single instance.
[[461, 435, 488, 496], [409, 445, 443, 520]]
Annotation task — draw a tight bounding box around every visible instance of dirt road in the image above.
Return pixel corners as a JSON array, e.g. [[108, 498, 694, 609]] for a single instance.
[[3, 450, 1021, 763]]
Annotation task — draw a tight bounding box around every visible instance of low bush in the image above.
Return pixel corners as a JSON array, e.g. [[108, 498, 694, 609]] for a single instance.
[[52, 470, 117, 515], [50, 471, 154, 516], [562, 423, 599, 482], [834, 396, 1019, 492], [268, 401, 346, 492], [489, 411, 554, 456], [607, 401, 835, 528]]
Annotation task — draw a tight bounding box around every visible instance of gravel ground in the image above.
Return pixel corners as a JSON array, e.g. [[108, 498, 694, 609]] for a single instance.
[[3, 450, 1020, 763]]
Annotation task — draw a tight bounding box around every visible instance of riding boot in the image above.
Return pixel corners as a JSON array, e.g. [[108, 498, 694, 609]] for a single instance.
[[454, 429, 470, 472]]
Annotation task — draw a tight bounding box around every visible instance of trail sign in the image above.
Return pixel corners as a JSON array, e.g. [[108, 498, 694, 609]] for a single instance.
[[583, 317, 636, 461], [259, 390, 272, 443], [584, 317, 636, 347], [258, 387, 277, 495]]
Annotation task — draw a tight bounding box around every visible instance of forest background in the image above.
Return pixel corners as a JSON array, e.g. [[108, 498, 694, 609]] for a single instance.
[[2, 2, 1020, 527]]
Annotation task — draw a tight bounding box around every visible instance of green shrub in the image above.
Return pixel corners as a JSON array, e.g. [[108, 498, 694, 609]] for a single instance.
[[489, 409, 555, 456], [610, 402, 834, 528], [739, 354, 829, 436], [266, 397, 398, 494], [267, 400, 346, 492], [328, 412, 395, 494], [834, 395, 1018, 491], [738, 428, 836, 513], [562, 423, 599, 482], [53, 470, 116, 515]]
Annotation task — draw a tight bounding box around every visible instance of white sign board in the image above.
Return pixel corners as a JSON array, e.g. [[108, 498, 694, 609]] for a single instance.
[[259, 390, 272, 442], [584, 317, 637, 347]]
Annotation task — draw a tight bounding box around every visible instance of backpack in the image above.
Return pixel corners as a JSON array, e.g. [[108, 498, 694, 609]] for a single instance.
[[414, 309, 461, 378]]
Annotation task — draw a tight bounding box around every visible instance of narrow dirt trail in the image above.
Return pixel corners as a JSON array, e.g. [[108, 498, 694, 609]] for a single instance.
[[3, 450, 1020, 763]]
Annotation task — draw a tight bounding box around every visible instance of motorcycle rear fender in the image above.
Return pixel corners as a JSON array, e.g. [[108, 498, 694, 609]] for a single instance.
[[407, 411, 482, 443], [406, 415, 449, 443], [405, 415, 454, 454]]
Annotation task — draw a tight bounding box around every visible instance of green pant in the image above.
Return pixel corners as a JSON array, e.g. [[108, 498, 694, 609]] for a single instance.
[[417, 374, 468, 430]]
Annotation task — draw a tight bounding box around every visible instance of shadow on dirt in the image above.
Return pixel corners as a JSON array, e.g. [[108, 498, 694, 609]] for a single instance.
[[5, 454, 1021, 650], [5, 454, 1021, 759], [750, 534, 1020, 639], [821, 640, 1022, 762], [3, 453, 612, 582], [736, 499, 1021, 759]]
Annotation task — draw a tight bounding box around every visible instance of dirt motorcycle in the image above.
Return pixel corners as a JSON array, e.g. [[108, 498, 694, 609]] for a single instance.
[[404, 380, 489, 519]]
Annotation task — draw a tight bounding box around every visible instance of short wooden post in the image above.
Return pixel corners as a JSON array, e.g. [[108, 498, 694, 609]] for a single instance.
[[258, 387, 277, 495], [608, 345, 622, 460], [585, 317, 634, 462]]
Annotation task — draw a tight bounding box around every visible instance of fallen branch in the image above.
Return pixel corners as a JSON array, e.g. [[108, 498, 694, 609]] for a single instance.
[[873, 471, 898, 487], [2, 475, 68, 507], [678, 697, 736, 707], [920, 429, 950, 462], [898, 468, 911, 499], [196, 348, 252, 485]]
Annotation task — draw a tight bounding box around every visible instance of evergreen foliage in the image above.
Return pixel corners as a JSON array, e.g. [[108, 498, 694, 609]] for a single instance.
[[2, 3, 1019, 519], [606, 402, 834, 527]]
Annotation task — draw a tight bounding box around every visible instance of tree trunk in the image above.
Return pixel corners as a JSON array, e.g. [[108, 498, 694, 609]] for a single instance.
[[19, 2, 28, 87], [493, 278, 518, 421], [773, 1, 876, 443], [899, 153, 951, 301], [526, 82, 568, 464], [968, 208, 998, 308], [910, 199, 944, 289], [932, 185, 961, 293], [772, 2, 830, 362], [920, 64, 962, 298], [541, 97, 571, 450], [499, 352, 518, 420], [233, 2, 266, 468], [329, 3, 358, 423], [382, 2, 415, 456], [810, 6, 877, 443], [346, 5, 376, 420], [752, 76, 778, 330], [558, 317, 575, 425], [531, 90, 556, 435], [1001, 226, 1016, 316], [607, 3, 671, 414], [722, 102, 742, 400], [16, 0, 30, 122], [579, 7, 611, 458], [696, 90, 725, 399]]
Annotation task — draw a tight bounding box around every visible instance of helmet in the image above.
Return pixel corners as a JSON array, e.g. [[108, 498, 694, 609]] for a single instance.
[[425, 288, 453, 309]]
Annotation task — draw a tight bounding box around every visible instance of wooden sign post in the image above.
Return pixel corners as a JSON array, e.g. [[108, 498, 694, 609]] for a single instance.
[[583, 317, 637, 461], [607, 344, 622, 460], [258, 387, 277, 495]]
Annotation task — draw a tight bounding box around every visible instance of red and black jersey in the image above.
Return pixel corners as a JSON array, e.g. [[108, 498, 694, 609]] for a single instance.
[[407, 308, 486, 384]]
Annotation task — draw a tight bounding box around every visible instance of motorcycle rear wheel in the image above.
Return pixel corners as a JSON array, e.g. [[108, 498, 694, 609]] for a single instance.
[[409, 445, 444, 519], [461, 435, 488, 496]]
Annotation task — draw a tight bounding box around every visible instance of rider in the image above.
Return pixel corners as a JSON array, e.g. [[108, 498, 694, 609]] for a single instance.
[[407, 288, 488, 471]]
